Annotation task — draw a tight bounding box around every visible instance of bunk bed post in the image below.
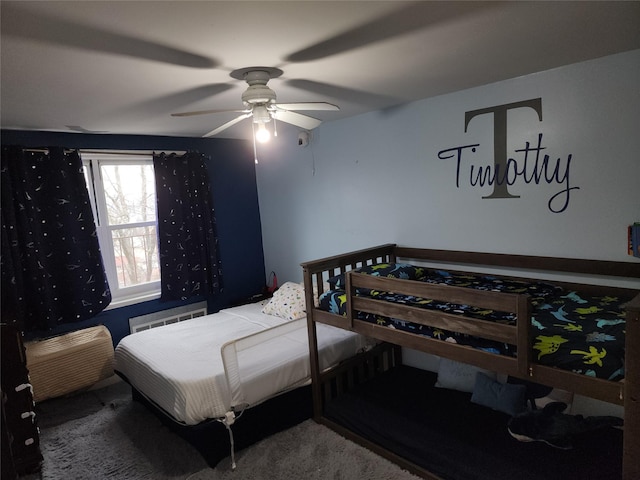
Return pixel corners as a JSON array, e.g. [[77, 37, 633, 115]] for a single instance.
[[301, 244, 397, 422], [624, 295, 640, 480], [516, 295, 531, 378], [302, 265, 322, 421], [346, 272, 354, 329]]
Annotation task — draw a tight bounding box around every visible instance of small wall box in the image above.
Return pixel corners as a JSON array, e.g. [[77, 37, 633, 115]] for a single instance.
[[629, 223, 640, 258]]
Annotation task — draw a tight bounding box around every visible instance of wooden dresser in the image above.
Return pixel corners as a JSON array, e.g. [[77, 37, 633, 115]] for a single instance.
[[1, 324, 43, 478]]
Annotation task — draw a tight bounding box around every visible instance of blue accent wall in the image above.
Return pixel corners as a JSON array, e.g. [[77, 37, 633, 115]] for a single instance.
[[1, 130, 266, 345]]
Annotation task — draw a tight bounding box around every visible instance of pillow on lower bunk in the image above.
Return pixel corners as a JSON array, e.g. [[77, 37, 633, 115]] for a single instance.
[[262, 281, 306, 320], [471, 373, 527, 416], [434, 358, 496, 393]]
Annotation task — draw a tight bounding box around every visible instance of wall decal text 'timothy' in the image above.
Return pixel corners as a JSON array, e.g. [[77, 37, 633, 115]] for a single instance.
[[438, 98, 579, 213]]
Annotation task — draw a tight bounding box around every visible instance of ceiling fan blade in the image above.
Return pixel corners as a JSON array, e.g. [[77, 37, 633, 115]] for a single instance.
[[284, 3, 496, 63], [273, 111, 322, 130], [66, 125, 109, 134], [172, 108, 249, 117], [274, 102, 339, 111], [286, 79, 400, 107], [124, 84, 236, 117], [2, 5, 217, 68], [202, 113, 252, 137]]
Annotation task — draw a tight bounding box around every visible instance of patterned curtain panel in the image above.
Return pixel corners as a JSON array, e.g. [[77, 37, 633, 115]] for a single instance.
[[153, 152, 223, 301], [1, 146, 111, 333]]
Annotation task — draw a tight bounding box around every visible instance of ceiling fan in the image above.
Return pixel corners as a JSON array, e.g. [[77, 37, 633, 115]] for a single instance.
[[171, 66, 340, 141]]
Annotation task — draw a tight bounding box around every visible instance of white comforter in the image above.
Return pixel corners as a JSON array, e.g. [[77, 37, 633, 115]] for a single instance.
[[114, 301, 369, 425]]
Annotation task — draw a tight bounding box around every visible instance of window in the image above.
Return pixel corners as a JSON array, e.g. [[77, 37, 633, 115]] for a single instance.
[[82, 153, 161, 306]]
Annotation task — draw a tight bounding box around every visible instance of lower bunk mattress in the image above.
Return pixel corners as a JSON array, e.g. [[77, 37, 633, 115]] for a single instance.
[[324, 365, 623, 480]]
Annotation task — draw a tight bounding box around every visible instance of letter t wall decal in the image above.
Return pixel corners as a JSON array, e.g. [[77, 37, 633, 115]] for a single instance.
[[465, 98, 543, 199]]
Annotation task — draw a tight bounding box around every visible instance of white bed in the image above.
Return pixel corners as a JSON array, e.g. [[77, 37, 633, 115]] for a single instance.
[[114, 296, 372, 426]]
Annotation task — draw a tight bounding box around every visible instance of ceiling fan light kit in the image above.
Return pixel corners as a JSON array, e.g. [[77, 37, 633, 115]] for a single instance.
[[255, 123, 271, 144], [241, 84, 277, 106], [172, 66, 340, 148], [251, 104, 272, 124]]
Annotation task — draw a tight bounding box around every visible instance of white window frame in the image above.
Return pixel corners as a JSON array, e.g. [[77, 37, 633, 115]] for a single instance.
[[82, 152, 162, 308]]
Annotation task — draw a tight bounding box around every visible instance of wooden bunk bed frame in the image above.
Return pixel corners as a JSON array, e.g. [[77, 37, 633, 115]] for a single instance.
[[302, 244, 640, 480]]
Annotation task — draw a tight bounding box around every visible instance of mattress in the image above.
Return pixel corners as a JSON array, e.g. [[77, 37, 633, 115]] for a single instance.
[[114, 301, 371, 425]]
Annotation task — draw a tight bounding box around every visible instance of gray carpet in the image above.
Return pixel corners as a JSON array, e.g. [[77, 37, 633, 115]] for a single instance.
[[24, 380, 421, 480]]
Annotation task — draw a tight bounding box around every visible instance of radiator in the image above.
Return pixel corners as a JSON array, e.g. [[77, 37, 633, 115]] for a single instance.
[[128, 301, 208, 333]]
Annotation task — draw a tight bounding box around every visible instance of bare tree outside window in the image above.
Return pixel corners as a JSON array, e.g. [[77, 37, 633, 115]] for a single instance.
[[100, 164, 160, 287]]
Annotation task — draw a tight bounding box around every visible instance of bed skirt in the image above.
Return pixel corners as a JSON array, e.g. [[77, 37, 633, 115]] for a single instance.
[[129, 382, 313, 468]]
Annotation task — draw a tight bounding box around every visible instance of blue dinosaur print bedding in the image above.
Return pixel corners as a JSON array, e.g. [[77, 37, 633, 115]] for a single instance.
[[318, 265, 628, 381]]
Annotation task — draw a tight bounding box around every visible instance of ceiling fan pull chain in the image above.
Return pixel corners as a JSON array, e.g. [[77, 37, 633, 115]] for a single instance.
[[273, 115, 278, 137], [251, 122, 259, 164]]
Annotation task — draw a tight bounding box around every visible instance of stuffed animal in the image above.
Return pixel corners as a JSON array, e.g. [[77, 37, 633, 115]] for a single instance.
[[507, 401, 623, 449]]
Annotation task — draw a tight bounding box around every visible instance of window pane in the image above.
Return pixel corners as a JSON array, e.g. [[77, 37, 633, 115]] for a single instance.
[[111, 226, 160, 288], [100, 164, 156, 225]]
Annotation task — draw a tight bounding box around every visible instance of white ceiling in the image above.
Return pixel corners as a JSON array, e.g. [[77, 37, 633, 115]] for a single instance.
[[2, 1, 639, 140]]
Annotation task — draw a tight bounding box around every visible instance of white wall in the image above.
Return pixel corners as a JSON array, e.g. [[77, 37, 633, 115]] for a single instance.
[[256, 50, 640, 284]]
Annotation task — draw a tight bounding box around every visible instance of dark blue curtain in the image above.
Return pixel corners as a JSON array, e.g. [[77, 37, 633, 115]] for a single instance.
[[1, 146, 111, 333], [154, 152, 223, 301]]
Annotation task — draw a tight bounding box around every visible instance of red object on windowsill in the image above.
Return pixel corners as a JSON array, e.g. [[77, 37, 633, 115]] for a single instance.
[[267, 271, 278, 293]]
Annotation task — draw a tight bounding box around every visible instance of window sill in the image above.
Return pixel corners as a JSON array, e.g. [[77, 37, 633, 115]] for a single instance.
[[105, 291, 161, 310]]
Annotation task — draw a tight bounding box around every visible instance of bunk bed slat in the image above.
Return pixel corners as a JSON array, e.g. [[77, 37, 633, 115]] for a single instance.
[[530, 364, 623, 404], [352, 296, 517, 345], [352, 319, 521, 376], [351, 273, 524, 312]]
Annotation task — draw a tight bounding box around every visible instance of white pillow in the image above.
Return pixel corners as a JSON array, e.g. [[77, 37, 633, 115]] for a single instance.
[[261, 281, 306, 321], [300, 281, 330, 307], [435, 358, 496, 393]]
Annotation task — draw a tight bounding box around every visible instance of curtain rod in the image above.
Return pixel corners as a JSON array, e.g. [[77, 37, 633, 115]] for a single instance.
[[20, 149, 187, 156], [81, 149, 187, 156]]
